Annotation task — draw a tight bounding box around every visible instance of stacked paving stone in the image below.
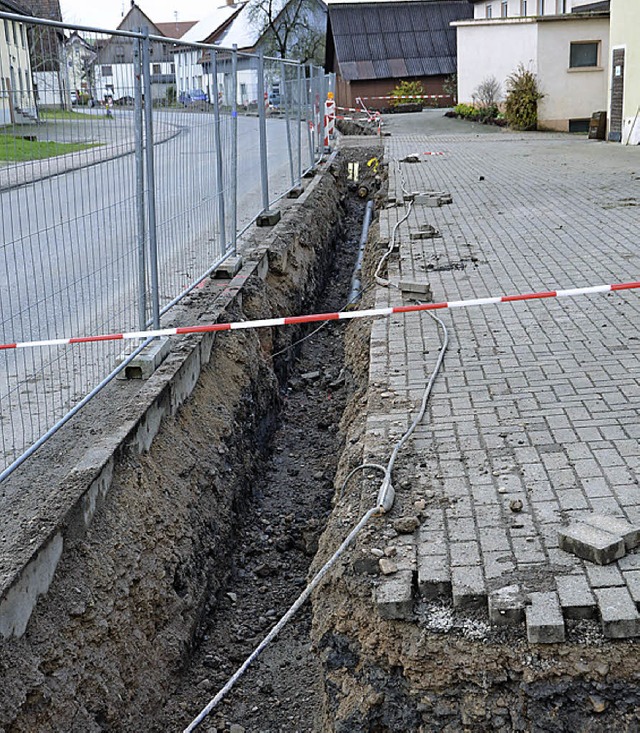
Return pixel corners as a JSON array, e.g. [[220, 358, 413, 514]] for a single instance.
[[360, 130, 640, 645]]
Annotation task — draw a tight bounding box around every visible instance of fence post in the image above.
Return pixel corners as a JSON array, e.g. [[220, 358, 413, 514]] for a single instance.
[[211, 49, 227, 257], [231, 45, 238, 254], [256, 51, 280, 226], [141, 28, 160, 329], [281, 61, 294, 189], [305, 65, 314, 171], [133, 34, 147, 331], [297, 62, 302, 185]]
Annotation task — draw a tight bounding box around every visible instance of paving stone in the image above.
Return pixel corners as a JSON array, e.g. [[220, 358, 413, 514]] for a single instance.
[[488, 584, 525, 626], [580, 513, 640, 551], [375, 570, 414, 620], [451, 566, 486, 610], [594, 587, 640, 639], [526, 592, 565, 644], [417, 555, 451, 600], [555, 574, 597, 620], [622, 570, 640, 606], [584, 563, 625, 588], [557, 523, 626, 565]]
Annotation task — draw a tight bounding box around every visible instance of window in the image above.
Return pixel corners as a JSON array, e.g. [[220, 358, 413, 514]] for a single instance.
[[537, 0, 544, 14], [501, 1, 508, 17], [101, 65, 113, 76], [520, 0, 528, 14], [170, 63, 175, 74], [11, 21, 17, 45], [3, 20, 9, 43], [486, 3, 493, 18], [153, 63, 161, 74], [556, 0, 567, 12], [20, 24, 25, 47], [569, 41, 599, 68]]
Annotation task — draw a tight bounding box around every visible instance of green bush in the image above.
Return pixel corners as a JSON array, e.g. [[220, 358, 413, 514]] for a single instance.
[[453, 103, 479, 120], [504, 64, 543, 130], [390, 80, 424, 107]]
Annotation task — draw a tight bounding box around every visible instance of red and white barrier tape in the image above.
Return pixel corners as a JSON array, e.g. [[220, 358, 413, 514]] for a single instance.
[[1, 281, 639, 352], [358, 94, 452, 101], [423, 152, 445, 156]]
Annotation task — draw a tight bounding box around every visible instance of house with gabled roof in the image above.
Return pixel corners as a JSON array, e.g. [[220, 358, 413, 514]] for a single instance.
[[94, 2, 194, 103], [325, 0, 473, 111]]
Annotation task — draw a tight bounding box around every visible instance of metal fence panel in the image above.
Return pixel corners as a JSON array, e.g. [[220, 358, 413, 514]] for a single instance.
[[0, 11, 330, 478]]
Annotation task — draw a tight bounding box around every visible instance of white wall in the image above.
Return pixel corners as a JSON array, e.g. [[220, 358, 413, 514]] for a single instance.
[[473, 0, 598, 19], [537, 17, 609, 128], [609, 0, 640, 144], [457, 20, 538, 104]]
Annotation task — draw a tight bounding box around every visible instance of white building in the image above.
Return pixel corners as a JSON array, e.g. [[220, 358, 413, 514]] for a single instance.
[[608, 0, 640, 143], [0, 2, 37, 124], [454, 0, 611, 131], [174, 2, 243, 102]]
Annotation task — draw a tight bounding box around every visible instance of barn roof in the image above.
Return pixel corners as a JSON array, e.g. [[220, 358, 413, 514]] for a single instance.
[[327, 0, 473, 81]]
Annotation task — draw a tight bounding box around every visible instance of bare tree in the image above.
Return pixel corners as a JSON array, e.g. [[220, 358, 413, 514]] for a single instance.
[[248, 0, 326, 64], [472, 76, 502, 108]]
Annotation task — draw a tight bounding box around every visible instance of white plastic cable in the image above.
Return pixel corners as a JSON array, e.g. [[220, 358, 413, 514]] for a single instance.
[[183, 158, 450, 731]]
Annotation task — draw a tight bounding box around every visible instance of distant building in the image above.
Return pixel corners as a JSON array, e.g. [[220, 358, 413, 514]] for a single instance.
[[454, 0, 610, 131], [0, 0, 38, 123], [21, 0, 66, 106], [325, 1, 473, 111], [64, 31, 97, 102], [607, 0, 640, 143], [94, 2, 194, 103]]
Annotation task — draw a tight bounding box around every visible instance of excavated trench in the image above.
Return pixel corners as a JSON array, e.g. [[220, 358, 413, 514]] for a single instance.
[[0, 145, 384, 733]]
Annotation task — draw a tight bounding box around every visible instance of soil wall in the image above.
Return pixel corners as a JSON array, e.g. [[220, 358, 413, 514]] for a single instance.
[[0, 158, 348, 732]]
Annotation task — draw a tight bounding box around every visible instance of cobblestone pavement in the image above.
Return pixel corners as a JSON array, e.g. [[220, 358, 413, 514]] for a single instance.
[[364, 120, 640, 642]]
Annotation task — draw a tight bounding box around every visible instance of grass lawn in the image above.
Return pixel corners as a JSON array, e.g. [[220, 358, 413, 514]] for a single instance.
[[0, 134, 101, 162], [39, 109, 102, 121]]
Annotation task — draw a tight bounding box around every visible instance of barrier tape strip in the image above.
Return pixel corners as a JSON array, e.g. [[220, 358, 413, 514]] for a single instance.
[[358, 94, 452, 101], [1, 281, 639, 352]]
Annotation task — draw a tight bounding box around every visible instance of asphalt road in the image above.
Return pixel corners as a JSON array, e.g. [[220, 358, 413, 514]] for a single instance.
[[0, 109, 303, 470]]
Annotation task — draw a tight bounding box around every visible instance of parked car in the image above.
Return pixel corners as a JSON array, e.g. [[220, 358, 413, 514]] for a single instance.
[[179, 89, 209, 107], [268, 90, 281, 109]]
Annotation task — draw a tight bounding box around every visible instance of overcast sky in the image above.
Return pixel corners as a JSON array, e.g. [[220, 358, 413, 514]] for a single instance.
[[59, 1, 223, 30], [59, 0, 343, 31]]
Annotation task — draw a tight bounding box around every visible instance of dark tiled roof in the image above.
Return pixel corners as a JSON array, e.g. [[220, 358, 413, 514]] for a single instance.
[[327, 1, 473, 81], [571, 1, 610, 12], [155, 21, 198, 39]]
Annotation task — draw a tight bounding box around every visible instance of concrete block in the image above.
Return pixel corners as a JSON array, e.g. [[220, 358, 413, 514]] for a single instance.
[[213, 255, 243, 279], [116, 337, 171, 380], [580, 513, 640, 551], [594, 587, 640, 639], [417, 555, 451, 600], [555, 574, 597, 619], [287, 185, 304, 199], [557, 523, 626, 565], [256, 209, 281, 227], [409, 228, 441, 241], [526, 591, 565, 644], [488, 584, 525, 626], [399, 280, 432, 298], [451, 565, 486, 610], [375, 570, 414, 620]]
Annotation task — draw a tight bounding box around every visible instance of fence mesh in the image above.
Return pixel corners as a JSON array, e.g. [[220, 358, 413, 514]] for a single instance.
[[0, 11, 331, 477]]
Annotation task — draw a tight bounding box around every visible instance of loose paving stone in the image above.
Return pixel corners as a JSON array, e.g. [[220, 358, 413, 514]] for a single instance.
[[451, 566, 486, 610], [621, 569, 640, 606], [580, 513, 640, 551], [375, 570, 414, 620], [526, 591, 565, 644], [488, 584, 525, 626], [557, 523, 626, 565], [417, 554, 451, 600], [594, 586, 640, 639], [555, 574, 597, 619]]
